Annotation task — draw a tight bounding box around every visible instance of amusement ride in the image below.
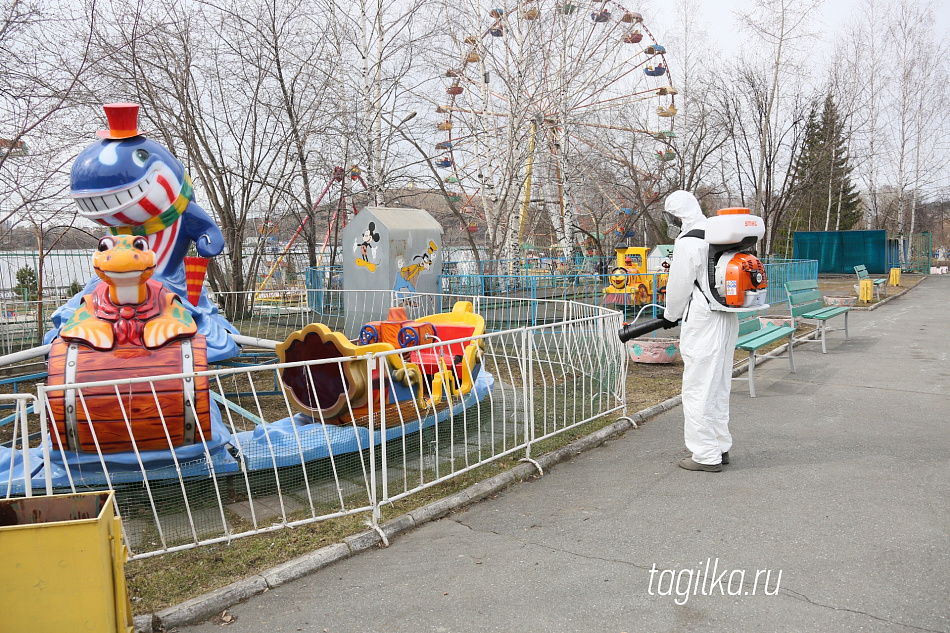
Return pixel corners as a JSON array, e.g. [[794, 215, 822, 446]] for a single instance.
[[433, 0, 677, 259]]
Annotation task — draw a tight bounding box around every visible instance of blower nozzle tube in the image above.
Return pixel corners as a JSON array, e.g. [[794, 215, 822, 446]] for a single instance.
[[617, 317, 678, 343]]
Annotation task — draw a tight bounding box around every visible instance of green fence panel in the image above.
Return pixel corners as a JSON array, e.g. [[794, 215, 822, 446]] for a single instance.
[[793, 230, 888, 274]]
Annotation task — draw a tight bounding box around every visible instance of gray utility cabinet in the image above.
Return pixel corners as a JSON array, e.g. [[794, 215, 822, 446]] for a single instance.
[[342, 207, 443, 335]]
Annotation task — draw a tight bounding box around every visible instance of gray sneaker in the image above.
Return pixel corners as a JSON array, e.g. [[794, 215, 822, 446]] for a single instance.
[[721, 451, 730, 465], [679, 457, 722, 472]]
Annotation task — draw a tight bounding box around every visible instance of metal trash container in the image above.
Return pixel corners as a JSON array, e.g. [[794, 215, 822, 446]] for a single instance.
[[0, 491, 133, 633]]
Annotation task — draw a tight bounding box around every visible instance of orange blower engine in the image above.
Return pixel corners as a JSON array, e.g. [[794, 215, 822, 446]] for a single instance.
[[705, 208, 769, 310], [715, 251, 768, 307]]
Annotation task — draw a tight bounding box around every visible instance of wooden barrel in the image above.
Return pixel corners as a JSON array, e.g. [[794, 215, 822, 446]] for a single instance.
[[47, 336, 211, 454]]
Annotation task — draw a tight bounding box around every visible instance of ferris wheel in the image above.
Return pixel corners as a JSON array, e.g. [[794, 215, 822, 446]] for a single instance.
[[433, 0, 677, 258]]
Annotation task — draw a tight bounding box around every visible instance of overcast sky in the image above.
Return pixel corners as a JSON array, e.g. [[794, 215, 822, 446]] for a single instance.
[[649, 0, 950, 56]]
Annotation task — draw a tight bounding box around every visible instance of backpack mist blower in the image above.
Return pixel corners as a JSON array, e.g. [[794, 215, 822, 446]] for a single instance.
[[618, 208, 768, 343]]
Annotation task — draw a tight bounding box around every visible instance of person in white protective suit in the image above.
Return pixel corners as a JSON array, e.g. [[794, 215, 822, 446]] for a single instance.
[[662, 190, 739, 472]]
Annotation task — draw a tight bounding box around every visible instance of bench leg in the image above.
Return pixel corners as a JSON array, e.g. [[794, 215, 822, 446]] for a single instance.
[[844, 312, 850, 341], [788, 336, 796, 373], [821, 320, 827, 354], [748, 350, 756, 398]]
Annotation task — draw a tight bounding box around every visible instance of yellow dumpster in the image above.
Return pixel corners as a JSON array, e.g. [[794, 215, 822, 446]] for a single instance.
[[0, 491, 133, 633], [888, 267, 901, 287]]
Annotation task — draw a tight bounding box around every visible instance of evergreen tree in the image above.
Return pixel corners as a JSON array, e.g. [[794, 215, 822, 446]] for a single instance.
[[13, 267, 38, 302], [778, 94, 861, 254], [818, 94, 861, 231]]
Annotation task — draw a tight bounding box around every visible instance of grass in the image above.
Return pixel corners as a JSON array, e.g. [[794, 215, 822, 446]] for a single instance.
[[125, 452, 539, 614]]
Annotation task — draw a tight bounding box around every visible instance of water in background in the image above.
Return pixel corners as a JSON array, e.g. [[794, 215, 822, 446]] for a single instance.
[[0, 251, 94, 297]]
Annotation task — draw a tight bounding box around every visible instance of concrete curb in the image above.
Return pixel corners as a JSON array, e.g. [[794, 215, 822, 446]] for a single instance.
[[155, 575, 268, 631], [133, 399, 680, 631]]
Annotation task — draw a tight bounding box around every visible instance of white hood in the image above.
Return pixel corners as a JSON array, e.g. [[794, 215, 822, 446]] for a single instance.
[[664, 190, 706, 233]]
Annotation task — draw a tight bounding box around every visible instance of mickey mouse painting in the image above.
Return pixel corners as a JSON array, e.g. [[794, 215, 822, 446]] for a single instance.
[[354, 222, 380, 272]]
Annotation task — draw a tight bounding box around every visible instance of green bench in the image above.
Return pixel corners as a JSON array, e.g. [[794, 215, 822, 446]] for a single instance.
[[785, 280, 850, 353], [733, 310, 796, 398], [854, 264, 886, 300]]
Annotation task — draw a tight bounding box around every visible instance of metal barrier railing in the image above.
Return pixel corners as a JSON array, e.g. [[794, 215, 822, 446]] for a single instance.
[[0, 299, 60, 355], [886, 232, 932, 274], [442, 259, 819, 317], [762, 259, 819, 306], [1, 290, 626, 559]]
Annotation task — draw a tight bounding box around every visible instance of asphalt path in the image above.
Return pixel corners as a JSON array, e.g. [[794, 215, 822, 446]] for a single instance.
[[181, 275, 950, 633]]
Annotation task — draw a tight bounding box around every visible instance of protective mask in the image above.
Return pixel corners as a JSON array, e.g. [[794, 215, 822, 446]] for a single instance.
[[664, 211, 682, 240]]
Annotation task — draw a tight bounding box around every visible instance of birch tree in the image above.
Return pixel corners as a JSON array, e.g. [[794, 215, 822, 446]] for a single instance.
[[735, 0, 822, 251]]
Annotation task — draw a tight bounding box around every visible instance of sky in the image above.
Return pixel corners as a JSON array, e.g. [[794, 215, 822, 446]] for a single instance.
[[650, 0, 950, 56]]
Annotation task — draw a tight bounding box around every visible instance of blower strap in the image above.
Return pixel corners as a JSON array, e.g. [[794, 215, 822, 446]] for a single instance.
[[677, 229, 710, 322], [683, 228, 709, 304]]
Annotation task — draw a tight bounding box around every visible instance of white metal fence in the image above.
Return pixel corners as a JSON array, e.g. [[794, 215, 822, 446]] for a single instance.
[[2, 290, 626, 559]]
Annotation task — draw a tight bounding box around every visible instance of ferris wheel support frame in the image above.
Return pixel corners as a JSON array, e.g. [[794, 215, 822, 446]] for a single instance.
[[438, 0, 675, 260], [516, 121, 538, 259]]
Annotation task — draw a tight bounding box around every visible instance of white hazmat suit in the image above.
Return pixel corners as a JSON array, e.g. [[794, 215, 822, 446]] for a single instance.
[[662, 191, 739, 467]]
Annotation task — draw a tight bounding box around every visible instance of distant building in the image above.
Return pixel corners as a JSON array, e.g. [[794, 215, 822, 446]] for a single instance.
[[0, 139, 27, 157]]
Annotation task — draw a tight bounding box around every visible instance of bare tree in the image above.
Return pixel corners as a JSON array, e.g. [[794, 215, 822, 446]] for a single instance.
[[201, 0, 341, 268], [338, 0, 436, 206], [890, 0, 949, 237], [0, 0, 114, 340], [665, 0, 732, 196], [843, 0, 893, 230], [736, 0, 822, 234], [89, 0, 299, 315], [725, 63, 811, 252], [0, 0, 96, 185]]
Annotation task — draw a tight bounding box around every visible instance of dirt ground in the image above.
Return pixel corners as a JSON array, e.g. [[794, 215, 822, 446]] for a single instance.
[[815, 273, 925, 306]]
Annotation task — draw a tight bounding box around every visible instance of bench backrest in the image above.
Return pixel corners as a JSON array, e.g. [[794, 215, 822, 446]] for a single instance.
[[784, 280, 824, 318], [854, 265, 869, 279], [737, 310, 763, 337]]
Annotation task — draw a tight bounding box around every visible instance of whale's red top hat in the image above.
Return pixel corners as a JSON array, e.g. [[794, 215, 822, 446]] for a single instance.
[[96, 103, 147, 139]]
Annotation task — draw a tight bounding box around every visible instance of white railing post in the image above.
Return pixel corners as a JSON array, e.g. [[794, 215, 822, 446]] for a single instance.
[[522, 326, 533, 457], [37, 387, 52, 495], [619, 314, 629, 416], [19, 397, 31, 497], [379, 352, 388, 505], [366, 353, 379, 526]]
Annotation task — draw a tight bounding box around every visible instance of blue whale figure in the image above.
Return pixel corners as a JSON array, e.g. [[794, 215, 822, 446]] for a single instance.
[[70, 136, 224, 272], [46, 135, 239, 362]]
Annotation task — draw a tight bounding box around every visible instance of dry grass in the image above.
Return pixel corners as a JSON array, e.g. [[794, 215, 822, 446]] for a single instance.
[[625, 360, 683, 411], [125, 452, 533, 614], [816, 273, 925, 306]]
